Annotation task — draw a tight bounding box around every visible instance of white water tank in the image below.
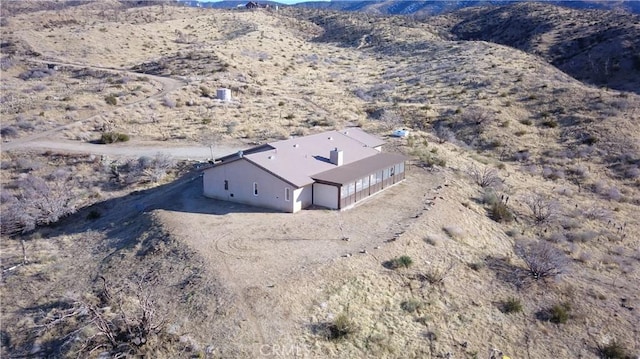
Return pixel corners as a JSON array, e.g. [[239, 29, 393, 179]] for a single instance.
[[216, 88, 231, 102]]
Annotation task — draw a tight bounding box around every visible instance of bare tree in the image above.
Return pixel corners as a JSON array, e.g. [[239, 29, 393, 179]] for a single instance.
[[514, 239, 569, 281], [467, 164, 501, 188], [462, 107, 493, 127], [34, 277, 169, 357], [433, 122, 455, 144], [1, 173, 77, 235], [523, 193, 558, 224]]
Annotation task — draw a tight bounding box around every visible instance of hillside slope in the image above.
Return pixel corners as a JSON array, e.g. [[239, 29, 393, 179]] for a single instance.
[[446, 2, 640, 93], [1, 2, 639, 358]]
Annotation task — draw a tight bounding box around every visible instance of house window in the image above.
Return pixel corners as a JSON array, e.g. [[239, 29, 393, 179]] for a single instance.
[[285, 188, 290, 201], [224, 180, 228, 190], [253, 182, 258, 196]]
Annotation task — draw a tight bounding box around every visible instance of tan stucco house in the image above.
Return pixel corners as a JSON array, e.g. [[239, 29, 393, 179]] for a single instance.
[[202, 128, 407, 212]]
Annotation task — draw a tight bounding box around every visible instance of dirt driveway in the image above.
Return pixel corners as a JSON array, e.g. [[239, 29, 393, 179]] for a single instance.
[[151, 166, 446, 356]]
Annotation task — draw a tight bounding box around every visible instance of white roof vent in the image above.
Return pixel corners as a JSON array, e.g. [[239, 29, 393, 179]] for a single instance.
[[293, 144, 299, 148], [268, 155, 275, 160], [328, 136, 333, 140]]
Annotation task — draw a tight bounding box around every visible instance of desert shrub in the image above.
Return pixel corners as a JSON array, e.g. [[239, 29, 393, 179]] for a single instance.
[[1, 174, 77, 235], [581, 134, 599, 146], [1, 126, 18, 138], [162, 96, 176, 109], [542, 166, 564, 180], [547, 232, 567, 243], [519, 119, 532, 126], [0, 56, 16, 71], [105, 94, 118, 105], [541, 119, 558, 128], [597, 340, 632, 359], [442, 226, 464, 239], [468, 262, 485, 271], [401, 299, 423, 313], [16, 158, 42, 172], [32, 83, 47, 92], [566, 230, 598, 243], [515, 239, 569, 280], [16, 120, 34, 130], [424, 235, 442, 246], [490, 201, 513, 223], [385, 255, 413, 269], [624, 166, 640, 179], [467, 165, 501, 188], [581, 207, 612, 221], [326, 313, 355, 340], [137, 153, 174, 183], [18, 67, 55, 80], [199, 86, 210, 97], [513, 150, 531, 162], [548, 302, 571, 324], [413, 149, 446, 167], [86, 210, 101, 220], [225, 121, 238, 135], [501, 297, 523, 314], [433, 122, 455, 143], [523, 193, 558, 224], [424, 263, 454, 285], [604, 187, 622, 201], [99, 132, 130, 144]]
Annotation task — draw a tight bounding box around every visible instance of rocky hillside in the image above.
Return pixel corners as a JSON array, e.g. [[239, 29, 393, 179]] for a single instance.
[[446, 1, 640, 93], [1, 1, 639, 358]]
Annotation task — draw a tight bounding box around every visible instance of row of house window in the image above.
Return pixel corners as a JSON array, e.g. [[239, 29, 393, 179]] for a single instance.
[[226, 181, 290, 201], [340, 163, 405, 199]]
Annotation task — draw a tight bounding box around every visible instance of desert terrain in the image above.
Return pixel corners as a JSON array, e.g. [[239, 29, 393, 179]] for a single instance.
[[1, 1, 639, 358]]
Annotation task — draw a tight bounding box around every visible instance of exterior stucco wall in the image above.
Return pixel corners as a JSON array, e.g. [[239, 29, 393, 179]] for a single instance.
[[312, 183, 339, 209], [293, 185, 313, 212], [203, 159, 296, 212]]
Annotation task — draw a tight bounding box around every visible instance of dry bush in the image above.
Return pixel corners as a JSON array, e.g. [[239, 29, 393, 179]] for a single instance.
[[384, 255, 414, 269], [566, 230, 599, 243], [423, 262, 454, 285], [514, 239, 569, 281], [137, 153, 174, 183], [523, 193, 558, 224], [596, 340, 634, 359], [27, 277, 171, 357], [317, 313, 356, 341], [467, 164, 501, 188], [442, 226, 464, 239], [1, 174, 77, 235], [580, 207, 612, 222], [1, 126, 19, 138], [501, 297, 523, 314], [433, 122, 455, 143], [490, 201, 514, 223]]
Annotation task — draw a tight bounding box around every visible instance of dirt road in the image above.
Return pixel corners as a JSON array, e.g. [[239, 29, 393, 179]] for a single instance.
[[1, 58, 242, 160]]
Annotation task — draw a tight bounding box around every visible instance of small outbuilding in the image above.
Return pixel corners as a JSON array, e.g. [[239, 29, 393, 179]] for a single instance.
[[216, 88, 231, 102], [202, 128, 407, 212]]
